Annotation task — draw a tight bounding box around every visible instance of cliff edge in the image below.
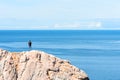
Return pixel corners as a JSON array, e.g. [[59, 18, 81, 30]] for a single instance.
[[0, 49, 89, 80]]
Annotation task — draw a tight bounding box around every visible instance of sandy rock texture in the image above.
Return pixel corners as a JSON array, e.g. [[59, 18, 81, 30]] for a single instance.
[[0, 49, 89, 80]]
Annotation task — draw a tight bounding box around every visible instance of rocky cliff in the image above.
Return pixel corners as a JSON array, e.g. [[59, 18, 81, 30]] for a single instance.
[[0, 49, 89, 80]]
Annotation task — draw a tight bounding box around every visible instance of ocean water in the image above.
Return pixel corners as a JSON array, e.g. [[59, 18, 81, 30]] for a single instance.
[[0, 30, 120, 80]]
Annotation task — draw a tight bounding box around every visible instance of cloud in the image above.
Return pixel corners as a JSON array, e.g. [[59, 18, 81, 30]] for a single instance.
[[54, 23, 80, 28], [54, 22, 102, 29], [86, 22, 102, 28], [0, 21, 102, 30]]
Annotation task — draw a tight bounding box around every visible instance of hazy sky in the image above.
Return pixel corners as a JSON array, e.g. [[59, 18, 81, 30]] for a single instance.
[[0, 0, 120, 30]]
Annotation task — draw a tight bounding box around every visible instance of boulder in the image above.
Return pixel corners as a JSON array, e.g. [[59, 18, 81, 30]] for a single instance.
[[0, 49, 89, 80]]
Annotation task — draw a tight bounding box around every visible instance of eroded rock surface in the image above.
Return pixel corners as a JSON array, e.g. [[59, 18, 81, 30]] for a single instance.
[[0, 49, 89, 80]]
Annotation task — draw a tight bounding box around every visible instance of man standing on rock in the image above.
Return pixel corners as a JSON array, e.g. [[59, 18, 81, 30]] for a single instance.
[[28, 40, 32, 48]]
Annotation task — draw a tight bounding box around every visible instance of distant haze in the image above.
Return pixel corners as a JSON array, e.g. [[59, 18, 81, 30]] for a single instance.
[[0, 0, 120, 30]]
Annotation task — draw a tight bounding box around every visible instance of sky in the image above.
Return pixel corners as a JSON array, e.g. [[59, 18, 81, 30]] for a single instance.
[[0, 0, 120, 30]]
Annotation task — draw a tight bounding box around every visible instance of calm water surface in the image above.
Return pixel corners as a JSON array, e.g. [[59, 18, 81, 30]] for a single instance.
[[0, 30, 120, 80]]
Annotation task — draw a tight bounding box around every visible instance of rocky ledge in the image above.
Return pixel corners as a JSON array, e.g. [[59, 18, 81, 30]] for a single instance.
[[0, 49, 89, 80]]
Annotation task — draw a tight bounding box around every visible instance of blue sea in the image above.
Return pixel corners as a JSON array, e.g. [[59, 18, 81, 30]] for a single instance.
[[0, 30, 120, 80]]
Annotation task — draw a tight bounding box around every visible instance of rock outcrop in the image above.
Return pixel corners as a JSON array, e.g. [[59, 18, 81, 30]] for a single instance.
[[0, 49, 89, 80]]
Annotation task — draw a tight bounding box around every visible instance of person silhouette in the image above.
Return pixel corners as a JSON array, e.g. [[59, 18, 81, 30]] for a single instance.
[[28, 40, 32, 48]]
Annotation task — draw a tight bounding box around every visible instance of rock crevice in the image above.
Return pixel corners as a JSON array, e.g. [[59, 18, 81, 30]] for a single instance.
[[0, 49, 89, 80]]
